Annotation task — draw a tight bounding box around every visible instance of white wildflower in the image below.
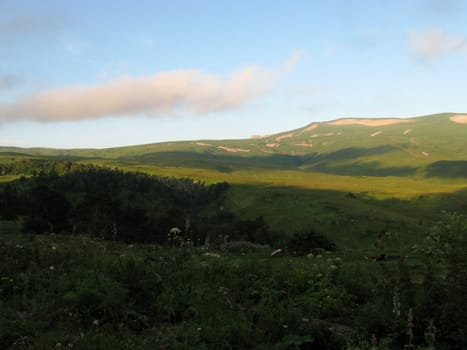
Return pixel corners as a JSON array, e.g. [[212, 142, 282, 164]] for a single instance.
[[271, 248, 283, 257], [203, 252, 221, 258]]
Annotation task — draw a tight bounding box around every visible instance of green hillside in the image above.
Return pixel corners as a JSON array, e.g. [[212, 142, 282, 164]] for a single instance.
[[2, 113, 466, 179], [1, 113, 466, 249]]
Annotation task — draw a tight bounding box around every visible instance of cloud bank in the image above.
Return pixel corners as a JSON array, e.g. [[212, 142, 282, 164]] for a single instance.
[[410, 28, 467, 60], [0, 52, 301, 122]]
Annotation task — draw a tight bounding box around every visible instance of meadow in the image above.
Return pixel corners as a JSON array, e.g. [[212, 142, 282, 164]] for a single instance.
[[1, 213, 466, 350]]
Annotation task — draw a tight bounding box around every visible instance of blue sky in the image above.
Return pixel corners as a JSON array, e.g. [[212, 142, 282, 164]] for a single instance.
[[1, 0, 466, 148]]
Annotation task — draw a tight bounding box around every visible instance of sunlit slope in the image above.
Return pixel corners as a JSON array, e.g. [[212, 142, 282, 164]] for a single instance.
[[107, 113, 467, 175], [1, 113, 466, 179]]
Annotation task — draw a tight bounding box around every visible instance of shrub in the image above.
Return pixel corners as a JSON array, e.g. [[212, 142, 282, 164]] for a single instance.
[[21, 216, 50, 234], [287, 230, 336, 255]]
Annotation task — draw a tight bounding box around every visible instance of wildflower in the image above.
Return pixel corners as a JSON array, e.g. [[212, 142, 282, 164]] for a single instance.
[[49, 266, 55, 270], [302, 317, 309, 322], [92, 319, 99, 326], [306, 252, 314, 258], [329, 264, 338, 271], [392, 287, 401, 320], [203, 252, 221, 258], [271, 248, 283, 257], [424, 319, 436, 347], [197, 327, 202, 332], [51, 246, 57, 250], [282, 324, 288, 329], [316, 254, 323, 259]]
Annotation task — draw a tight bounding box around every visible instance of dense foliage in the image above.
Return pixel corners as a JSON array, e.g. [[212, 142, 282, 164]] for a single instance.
[[0, 212, 466, 349], [1, 165, 231, 243], [1, 164, 338, 250]]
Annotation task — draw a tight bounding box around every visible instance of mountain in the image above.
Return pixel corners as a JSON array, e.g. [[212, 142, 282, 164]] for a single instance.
[[2, 112, 466, 179]]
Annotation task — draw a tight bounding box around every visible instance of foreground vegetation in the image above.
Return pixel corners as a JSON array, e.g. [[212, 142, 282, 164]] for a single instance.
[[1, 211, 466, 349]]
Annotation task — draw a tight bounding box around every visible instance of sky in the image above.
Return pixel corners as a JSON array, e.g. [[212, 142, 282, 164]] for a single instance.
[[1, 0, 467, 149]]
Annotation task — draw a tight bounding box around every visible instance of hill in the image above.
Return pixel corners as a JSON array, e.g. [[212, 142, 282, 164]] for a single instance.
[[1, 113, 466, 179], [1, 112, 466, 250]]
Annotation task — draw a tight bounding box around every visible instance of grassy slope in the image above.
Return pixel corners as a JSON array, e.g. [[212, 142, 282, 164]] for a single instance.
[[0, 228, 412, 349], [1, 113, 466, 178], [1, 113, 466, 249]]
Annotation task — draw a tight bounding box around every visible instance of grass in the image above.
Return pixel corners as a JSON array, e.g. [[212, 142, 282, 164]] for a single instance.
[[90, 161, 466, 198], [2, 215, 465, 350], [0, 229, 422, 349], [0, 230, 349, 349], [0, 175, 22, 183]]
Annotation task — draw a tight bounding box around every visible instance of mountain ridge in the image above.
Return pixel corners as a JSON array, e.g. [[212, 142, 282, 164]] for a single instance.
[[1, 112, 465, 151], [1, 112, 466, 179]]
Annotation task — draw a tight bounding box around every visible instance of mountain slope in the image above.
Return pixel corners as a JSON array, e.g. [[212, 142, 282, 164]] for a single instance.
[[2, 112, 465, 178]]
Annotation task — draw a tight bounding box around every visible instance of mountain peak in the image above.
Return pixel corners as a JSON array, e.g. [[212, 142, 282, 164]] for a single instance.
[[326, 118, 410, 127]]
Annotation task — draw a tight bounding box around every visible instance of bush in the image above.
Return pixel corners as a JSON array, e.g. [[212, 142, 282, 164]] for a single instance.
[[21, 216, 50, 234], [287, 230, 336, 254], [62, 274, 127, 322]]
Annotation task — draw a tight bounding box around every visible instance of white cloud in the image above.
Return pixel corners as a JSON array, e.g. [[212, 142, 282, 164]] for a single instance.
[[410, 28, 467, 60], [0, 52, 303, 123]]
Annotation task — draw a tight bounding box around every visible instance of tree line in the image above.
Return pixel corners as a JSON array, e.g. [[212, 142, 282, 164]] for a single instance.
[[0, 163, 298, 246]]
